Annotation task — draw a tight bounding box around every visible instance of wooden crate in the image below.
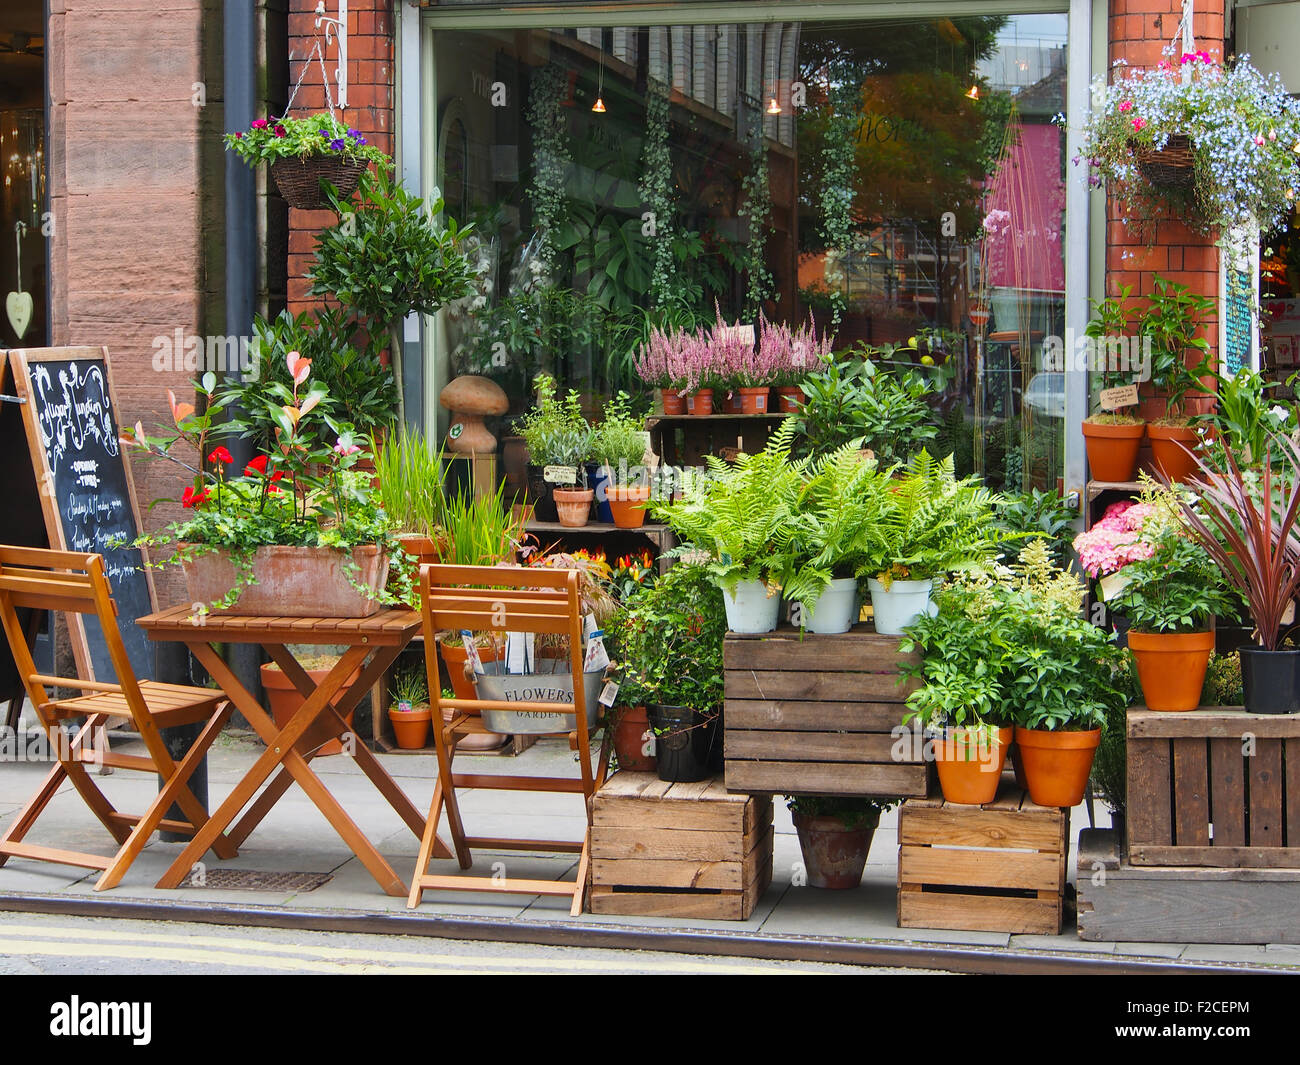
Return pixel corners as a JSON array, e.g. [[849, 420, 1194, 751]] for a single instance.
[[1127, 708, 1300, 868], [898, 781, 1069, 935], [588, 772, 773, 920], [723, 624, 930, 797], [1078, 828, 1300, 943]]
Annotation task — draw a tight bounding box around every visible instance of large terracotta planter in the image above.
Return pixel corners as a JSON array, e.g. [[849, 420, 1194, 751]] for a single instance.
[[182, 544, 389, 617], [439, 642, 501, 704], [1128, 629, 1215, 711], [397, 533, 441, 567], [1147, 423, 1201, 483], [1014, 726, 1101, 808], [661, 389, 687, 416], [553, 487, 594, 527], [792, 811, 879, 889], [739, 387, 770, 414], [388, 705, 432, 749], [608, 484, 651, 529], [1081, 419, 1145, 482], [933, 726, 1012, 805], [611, 704, 656, 772], [260, 662, 359, 756], [686, 389, 713, 416]]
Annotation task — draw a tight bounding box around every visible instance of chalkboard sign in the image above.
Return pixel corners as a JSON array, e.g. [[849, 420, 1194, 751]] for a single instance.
[[6, 347, 156, 683]]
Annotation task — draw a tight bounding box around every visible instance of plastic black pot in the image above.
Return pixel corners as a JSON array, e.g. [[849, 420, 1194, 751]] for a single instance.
[[1240, 647, 1300, 714], [526, 464, 562, 523], [585, 462, 614, 524], [647, 704, 718, 783]]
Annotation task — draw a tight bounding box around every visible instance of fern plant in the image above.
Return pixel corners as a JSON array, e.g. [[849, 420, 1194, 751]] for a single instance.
[[653, 421, 805, 592], [781, 445, 891, 611], [864, 450, 1007, 584]]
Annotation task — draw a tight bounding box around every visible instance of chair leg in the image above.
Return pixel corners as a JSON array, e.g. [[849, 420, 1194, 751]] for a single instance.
[[570, 827, 592, 917], [407, 779, 449, 909], [0, 761, 69, 868]]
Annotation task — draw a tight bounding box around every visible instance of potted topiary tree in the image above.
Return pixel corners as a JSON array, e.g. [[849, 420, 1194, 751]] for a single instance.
[[786, 796, 900, 889]]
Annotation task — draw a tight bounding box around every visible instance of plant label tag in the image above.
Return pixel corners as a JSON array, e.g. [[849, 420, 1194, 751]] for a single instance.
[[584, 630, 611, 672], [505, 631, 533, 674], [1099, 385, 1139, 411], [460, 630, 485, 674], [1098, 570, 1131, 602], [598, 680, 619, 707], [1285, 600, 1296, 626], [543, 465, 577, 485]]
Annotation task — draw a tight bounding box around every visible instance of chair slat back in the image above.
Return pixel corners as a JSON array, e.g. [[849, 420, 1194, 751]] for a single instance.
[[0, 546, 148, 734]]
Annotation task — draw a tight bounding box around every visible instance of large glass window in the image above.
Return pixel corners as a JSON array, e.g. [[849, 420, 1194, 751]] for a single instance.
[[433, 14, 1068, 491]]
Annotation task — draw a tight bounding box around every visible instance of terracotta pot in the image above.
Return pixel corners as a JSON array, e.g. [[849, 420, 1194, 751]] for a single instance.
[[739, 386, 770, 414], [661, 389, 687, 416], [553, 486, 594, 527], [439, 642, 501, 706], [182, 544, 389, 617], [1010, 740, 1028, 789], [388, 705, 432, 749], [933, 726, 1013, 805], [776, 386, 804, 413], [726, 391, 745, 413], [397, 533, 441, 568], [792, 811, 879, 889], [607, 484, 651, 529], [1147, 423, 1201, 483], [1128, 629, 1215, 711], [612, 705, 656, 772], [686, 389, 713, 416], [1081, 420, 1145, 482], [1014, 726, 1101, 808], [259, 662, 359, 756]]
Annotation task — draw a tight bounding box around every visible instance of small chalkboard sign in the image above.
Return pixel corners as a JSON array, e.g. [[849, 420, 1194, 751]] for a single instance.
[[5, 347, 156, 683]]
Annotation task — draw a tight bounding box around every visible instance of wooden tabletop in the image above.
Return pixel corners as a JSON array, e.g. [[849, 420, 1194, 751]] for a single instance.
[[137, 605, 421, 646]]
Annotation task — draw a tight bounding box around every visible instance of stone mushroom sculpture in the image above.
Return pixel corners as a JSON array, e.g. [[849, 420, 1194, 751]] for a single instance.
[[440, 375, 509, 453]]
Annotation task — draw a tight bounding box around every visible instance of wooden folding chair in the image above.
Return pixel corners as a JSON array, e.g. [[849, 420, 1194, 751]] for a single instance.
[[409, 564, 610, 915], [0, 546, 236, 889]]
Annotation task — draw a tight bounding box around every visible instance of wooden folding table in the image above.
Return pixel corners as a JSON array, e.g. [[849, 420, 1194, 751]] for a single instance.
[[138, 605, 451, 895]]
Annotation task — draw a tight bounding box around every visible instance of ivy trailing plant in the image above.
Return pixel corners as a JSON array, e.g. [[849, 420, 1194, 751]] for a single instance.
[[638, 78, 678, 314], [524, 63, 571, 279], [818, 73, 859, 331], [739, 135, 774, 318]]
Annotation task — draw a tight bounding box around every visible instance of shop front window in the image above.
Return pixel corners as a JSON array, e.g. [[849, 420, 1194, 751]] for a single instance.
[[434, 13, 1068, 492]]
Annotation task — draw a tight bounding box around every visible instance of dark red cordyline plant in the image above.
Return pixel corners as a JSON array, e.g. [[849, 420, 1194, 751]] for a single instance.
[[1158, 434, 1300, 650]]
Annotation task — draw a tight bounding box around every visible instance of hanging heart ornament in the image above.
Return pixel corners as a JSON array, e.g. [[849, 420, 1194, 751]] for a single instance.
[[6, 222, 32, 340]]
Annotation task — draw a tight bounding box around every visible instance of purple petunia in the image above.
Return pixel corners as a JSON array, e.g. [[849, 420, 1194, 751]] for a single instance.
[[346, 128, 360, 138], [319, 129, 331, 138], [356, 137, 367, 146], [329, 138, 347, 150]]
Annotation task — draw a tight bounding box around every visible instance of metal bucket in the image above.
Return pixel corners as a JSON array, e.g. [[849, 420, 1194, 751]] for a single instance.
[[473, 660, 604, 735]]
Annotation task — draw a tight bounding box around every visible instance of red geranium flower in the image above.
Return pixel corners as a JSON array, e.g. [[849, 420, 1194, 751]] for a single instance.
[[181, 486, 211, 509], [250, 119, 269, 130], [208, 446, 234, 465], [274, 125, 286, 138]]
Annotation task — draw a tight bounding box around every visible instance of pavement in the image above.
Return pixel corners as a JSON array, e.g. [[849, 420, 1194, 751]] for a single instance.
[[0, 720, 1295, 973]]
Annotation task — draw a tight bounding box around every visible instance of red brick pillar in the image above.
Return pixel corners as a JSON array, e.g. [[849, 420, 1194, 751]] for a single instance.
[[1106, 0, 1225, 414], [285, 0, 395, 313]]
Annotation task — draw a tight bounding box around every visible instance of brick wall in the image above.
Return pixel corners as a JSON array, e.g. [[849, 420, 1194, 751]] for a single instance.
[[285, 0, 394, 312], [47, 0, 216, 608], [1106, 0, 1225, 409]]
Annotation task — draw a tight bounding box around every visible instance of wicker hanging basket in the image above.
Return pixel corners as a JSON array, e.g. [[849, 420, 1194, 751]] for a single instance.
[[1132, 134, 1196, 189], [269, 155, 369, 210]]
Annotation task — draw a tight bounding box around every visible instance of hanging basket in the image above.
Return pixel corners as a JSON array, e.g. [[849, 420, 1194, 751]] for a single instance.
[[269, 155, 369, 210], [1131, 134, 1195, 189]]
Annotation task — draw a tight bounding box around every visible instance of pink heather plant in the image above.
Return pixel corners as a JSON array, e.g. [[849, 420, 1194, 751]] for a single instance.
[[759, 314, 835, 387]]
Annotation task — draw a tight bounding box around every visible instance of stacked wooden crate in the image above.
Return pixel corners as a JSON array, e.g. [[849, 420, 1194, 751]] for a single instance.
[[898, 780, 1070, 935], [722, 624, 931, 797], [588, 773, 773, 920]]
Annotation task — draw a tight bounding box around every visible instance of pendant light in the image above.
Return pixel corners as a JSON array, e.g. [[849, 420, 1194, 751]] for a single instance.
[[592, 48, 606, 113]]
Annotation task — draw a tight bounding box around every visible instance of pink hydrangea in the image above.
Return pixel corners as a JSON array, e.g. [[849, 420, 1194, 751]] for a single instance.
[[1073, 500, 1158, 577]]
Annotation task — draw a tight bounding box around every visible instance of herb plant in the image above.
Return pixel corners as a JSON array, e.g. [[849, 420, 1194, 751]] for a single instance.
[[1107, 530, 1236, 633], [784, 795, 899, 829]]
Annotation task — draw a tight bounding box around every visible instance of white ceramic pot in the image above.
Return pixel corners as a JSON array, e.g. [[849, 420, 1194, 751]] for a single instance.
[[867, 577, 936, 635], [722, 579, 781, 634], [799, 578, 859, 634]]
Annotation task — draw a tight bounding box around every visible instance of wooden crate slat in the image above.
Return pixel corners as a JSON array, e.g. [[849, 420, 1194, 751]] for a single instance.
[[1248, 738, 1284, 848], [1172, 737, 1211, 847], [724, 760, 928, 797], [1128, 845, 1300, 867], [1126, 736, 1173, 849], [897, 891, 1061, 936], [724, 669, 916, 702], [1128, 709, 1300, 739], [1287, 739, 1300, 848], [591, 824, 761, 862], [724, 698, 910, 732], [594, 793, 770, 834], [589, 855, 772, 920], [1209, 737, 1247, 847], [898, 844, 1063, 893], [725, 730, 901, 764], [592, 826, 772, 891], [724, 631, 918, 672], [898, 805, 1065, 851]]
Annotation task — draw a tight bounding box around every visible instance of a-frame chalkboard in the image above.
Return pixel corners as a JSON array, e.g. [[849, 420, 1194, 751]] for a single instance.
[[5, 347, 157, 683]]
